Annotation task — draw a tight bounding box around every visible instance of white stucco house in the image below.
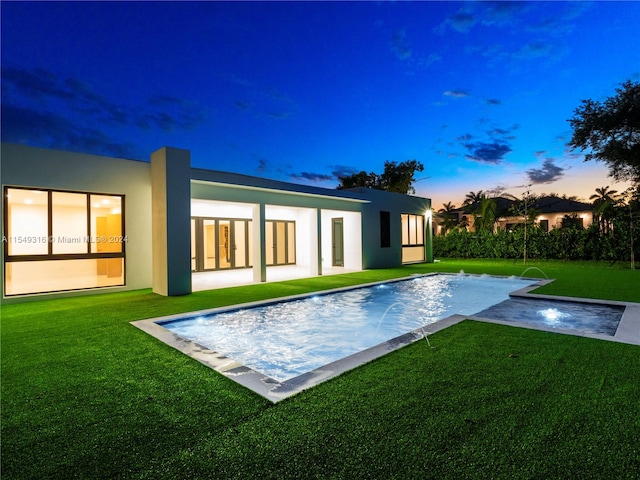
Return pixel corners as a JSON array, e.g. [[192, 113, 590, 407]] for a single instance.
[[1, 143, 433, 302]]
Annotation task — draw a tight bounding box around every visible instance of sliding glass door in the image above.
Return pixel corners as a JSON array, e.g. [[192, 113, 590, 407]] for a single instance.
[[191, 217, 295, 272], [265, 220, 295, 266], [191, 217, 253, 272]]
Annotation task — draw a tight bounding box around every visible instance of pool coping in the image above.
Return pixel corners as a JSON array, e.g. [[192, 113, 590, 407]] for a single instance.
[[131, 273, 640, 403]]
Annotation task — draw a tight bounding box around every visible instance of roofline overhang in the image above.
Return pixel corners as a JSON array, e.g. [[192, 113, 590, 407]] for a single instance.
[[190, 179, 370, 204]]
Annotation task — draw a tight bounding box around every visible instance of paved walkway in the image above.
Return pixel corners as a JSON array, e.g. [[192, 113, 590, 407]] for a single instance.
[[192, 265, 356, 291]]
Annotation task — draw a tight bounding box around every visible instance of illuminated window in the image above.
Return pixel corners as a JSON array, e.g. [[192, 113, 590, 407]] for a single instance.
[[401, 213, 425, 263], [3, 187, 125, 296]]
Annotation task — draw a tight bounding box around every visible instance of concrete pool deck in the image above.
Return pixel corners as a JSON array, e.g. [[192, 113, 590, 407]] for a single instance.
[[131, 275, 640, 403]]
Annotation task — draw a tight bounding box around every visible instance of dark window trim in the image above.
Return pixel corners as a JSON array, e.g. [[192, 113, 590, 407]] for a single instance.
[[3, 185, 126, 263], [191, 216, 296, 271], [3, 185, 126, 296], [401, 213, 425, 247], [266, 219, 296, 266]]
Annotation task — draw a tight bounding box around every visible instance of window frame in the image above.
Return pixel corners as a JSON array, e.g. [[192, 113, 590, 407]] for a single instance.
[[401, 213, 425, 247], [3, 186, 126, 295]]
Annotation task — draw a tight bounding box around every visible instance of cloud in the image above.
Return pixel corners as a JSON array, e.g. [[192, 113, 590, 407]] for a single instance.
[[443, 89, 470, 98], [290, 171, 335, 183], [435, 11, 477, 34], [331, 165, 358, 179], [265, 111, 293, 119], [228, 76, 296, 120], [527, 2, 592, 36], [485, 185, 508, 197], [456, 133, 473, 142], [514, 41, 555, 60], [487, 127, 510, 136], [435, 2, 529, 34], [289, 164, 360, 184], [234, 100, 253, 110], [464, 141, 512, 164], [257, 159, 268, 173], [486, 123, 519, 139], [1, 65, 206, 148], [481, 2, 530, 27], [390, 29, 412, 60], [418, 53, 442, 68], [527, 158, 565, 184], [0, 103, 140, 158], [455, 123, 517, 160]]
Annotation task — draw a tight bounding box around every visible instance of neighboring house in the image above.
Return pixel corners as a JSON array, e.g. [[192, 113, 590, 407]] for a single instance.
[[496, 196, 593, 232], [433, 196, 593, 234], [1, 143, 433, 302]]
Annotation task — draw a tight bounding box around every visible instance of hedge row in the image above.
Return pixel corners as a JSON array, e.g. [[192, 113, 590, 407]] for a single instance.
[[433, 224, 638, 261]]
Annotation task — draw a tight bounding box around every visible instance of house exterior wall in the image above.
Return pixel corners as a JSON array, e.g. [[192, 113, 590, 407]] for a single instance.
[[1, 143, 152, 303], [497, 212, 593, 232], [352, 188, 432, 268], [534, 212, 593, 230], [1, 143, 433, 302], [191, 180, 367, 274]]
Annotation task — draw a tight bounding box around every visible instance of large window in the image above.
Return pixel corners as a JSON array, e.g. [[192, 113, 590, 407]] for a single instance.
[[401, 213, 425, 263], [3, 187, 125, 296]]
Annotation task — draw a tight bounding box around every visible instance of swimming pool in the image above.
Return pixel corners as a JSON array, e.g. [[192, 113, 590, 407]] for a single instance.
[[132, 273, 636, 402], [158, 274, 537, 382]]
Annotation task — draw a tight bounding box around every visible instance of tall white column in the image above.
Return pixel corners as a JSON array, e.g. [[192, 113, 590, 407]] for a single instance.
[[311, 208, 322, 276]]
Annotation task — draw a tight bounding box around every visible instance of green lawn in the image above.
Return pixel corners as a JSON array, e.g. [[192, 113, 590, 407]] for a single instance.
[[2, 260, 639, 479]]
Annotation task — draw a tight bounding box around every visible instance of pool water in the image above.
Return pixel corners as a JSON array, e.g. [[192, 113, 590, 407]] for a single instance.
[[161, 274, 537, 381], [475, 297, 624, 335]]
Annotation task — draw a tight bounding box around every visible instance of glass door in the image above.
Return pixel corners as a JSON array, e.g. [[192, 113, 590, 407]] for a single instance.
[[332, 218, 344, 267], [203, 219, 216, 270], [218, 220, 232, 269], [192, 217, 253, 271], [265, 220, 296, 266]]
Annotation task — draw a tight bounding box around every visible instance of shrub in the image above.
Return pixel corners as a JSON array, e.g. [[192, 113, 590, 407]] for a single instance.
[[434, 224, 636, 262]]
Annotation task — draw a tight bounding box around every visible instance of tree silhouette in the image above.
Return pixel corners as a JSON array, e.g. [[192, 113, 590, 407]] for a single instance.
[[568, 80, 640, 185], [590, 186, 619, 235], [437, 201, 458, 235], [336, 160, 424, 194], [462, 190, 484, 212], [473, 195, 497, 233]]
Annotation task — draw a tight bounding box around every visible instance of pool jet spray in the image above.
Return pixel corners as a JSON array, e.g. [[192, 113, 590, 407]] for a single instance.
[[421, 327, 435, 349]]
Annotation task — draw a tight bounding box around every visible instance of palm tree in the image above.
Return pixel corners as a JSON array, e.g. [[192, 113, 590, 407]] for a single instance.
[[473, 195, 497, 233], [590, 186, 619, 234], [462, 190, 484, 213], [437, 201, 458, 235]]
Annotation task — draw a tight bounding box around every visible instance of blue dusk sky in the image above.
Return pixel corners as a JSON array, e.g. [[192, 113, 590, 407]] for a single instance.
[[2, 1, 639, 209]]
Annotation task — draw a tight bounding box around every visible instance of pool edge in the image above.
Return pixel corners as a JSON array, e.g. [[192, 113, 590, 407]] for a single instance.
[[130, 274, 640, 403]]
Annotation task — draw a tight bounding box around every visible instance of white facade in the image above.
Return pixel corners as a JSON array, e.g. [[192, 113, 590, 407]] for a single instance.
[[1, 143, 432, 302]]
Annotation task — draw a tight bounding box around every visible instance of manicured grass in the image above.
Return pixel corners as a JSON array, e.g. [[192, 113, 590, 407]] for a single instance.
[[2, 260, 639, 479]]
